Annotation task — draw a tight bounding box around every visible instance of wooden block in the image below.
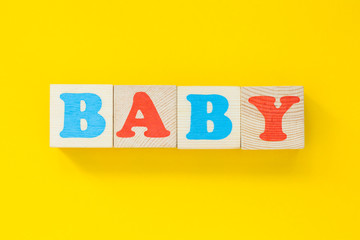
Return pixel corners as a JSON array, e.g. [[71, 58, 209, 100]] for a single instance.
[[113, 85, 176, 148], [177, 86, 241, 149], [241, 86, 304, 150], [50, 84, 113, 148]]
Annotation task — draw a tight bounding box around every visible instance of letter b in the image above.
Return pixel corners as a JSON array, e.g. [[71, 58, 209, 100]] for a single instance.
[[186, 94, 232, 140], [60, 93, 106, 138]]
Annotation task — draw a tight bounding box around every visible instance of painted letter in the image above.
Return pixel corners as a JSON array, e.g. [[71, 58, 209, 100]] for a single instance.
[[186, 94, 232, 140], [60, 93, 106, 138], [116, 92, 170, 138], [249, 96, 300, 141]]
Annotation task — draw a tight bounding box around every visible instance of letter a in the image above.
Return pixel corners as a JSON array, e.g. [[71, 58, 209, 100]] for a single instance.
[[116, 92, 170, 138]]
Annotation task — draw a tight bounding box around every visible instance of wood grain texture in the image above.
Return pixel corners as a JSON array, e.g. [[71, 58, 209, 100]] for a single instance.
[[177, 86, 241, 149], [50, 84, 113, 148], [241, 86, 304, 150], [114, 85, 176, 148]]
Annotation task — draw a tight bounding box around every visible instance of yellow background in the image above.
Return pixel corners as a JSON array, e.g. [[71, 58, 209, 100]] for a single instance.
[[1, 0, 359, 239]]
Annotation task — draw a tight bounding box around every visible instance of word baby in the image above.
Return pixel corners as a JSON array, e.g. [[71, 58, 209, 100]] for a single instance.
[[50, 85, 304, 149]]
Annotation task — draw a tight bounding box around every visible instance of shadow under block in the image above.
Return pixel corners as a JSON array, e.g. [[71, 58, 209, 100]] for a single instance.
[[50, 84, 113, 148], [113, 85, 177, 148], [177, 86, 241, 149], [241, 86, 304, 150]]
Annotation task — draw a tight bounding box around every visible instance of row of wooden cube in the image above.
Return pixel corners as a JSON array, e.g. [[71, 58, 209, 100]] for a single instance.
[[50, 85, 304, 149]]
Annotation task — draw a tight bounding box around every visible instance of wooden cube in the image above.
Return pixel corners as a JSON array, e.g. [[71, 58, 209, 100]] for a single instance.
[[50, 84, 113, 148], [113, 85, 176, 148], [177, 86, 241, 149], [241, 86, 304, 150]]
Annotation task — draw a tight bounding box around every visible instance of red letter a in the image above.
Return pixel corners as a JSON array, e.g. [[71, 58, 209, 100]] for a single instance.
[[116, 92, 170, 138], [249, 96, 300, 141]]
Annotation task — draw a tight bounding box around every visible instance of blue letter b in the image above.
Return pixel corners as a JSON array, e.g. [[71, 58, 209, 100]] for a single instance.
[[186, 94, 232, 140], [60, 93, 106, 138]]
